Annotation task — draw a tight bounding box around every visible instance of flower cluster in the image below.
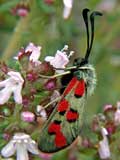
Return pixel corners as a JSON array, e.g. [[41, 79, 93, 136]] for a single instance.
[[80, 101, 120, 160], [0, 42, 73, 160]]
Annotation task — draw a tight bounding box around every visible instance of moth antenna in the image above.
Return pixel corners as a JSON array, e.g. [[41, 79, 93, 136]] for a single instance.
[[84, 11, 102, 61], [82, 8, 90, 58]]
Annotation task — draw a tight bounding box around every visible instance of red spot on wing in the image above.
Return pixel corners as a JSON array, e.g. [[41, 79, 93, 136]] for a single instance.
[[55, 132, 67, 148], [57, 99, 69, 113], [66, 109, 79, 122], [74, 79, 85, 97], [48, 121, 61, 134], [64, 77, 78, 96]]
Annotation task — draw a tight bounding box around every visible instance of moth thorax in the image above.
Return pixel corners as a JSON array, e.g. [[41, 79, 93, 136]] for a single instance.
[[74, 64, 96, 96], [84, 64, 96, 96]]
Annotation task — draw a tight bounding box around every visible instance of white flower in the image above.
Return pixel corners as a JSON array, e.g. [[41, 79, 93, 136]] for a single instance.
[[0, 71, 24, 105], [36, 105, 47, 120], [45, 45, 73, 73], [1, 133, 39, 160], [63, 0, 73, 19], [25, 42, 42, 64], [98, 127, 111, 159], [14, 42, 42, 65], [114, 101, 120, 125]]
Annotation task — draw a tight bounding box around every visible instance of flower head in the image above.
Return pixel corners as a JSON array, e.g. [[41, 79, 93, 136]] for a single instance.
[[0, 71, 24, 105], [11, 3, 30, 17], [45, 45, 73, 73], [25, 42, 42, 63], [1, 133, 39, 160], [15, 42, 42, 66], [63, 0, 73, 19], [98, 127, 111, 159]]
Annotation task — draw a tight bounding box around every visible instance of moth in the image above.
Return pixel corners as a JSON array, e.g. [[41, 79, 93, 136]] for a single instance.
[[38, 8, 102, 153]]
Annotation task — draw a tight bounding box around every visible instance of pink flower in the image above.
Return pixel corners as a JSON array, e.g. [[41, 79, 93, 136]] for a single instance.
[[11, 4, 30, 17], [15, 42, 42, 65], [44, 78, 56, 91], [98, 127, 111, 159], [0, 71, 24, 105], [63, 0, 73, 19], [45, 45, 73, 73], [25, 42, 41, 63], [114, 101, 120, 125], [21, 111, 35, 122], [103, 104, 113, 112]]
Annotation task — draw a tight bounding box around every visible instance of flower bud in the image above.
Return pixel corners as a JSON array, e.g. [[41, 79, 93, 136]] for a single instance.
[[11, 4, 30, 17], [21, 111, 35, 122], [3, 133, 10, 141], [44, 0, 54, 5], [44, 78, 56, 91], [26, 71, 38, 82], [103, 104, 115, 113], [105, 122, 116, 135]]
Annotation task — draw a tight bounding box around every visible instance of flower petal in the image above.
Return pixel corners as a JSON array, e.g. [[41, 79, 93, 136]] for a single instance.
[[7, 71, 24, 84], [63, 0, 73, 19], [25, 42, 42, 62], [1, 140, 16, 157], [0, 87, 12, 105], [16, 143, 29, 160], [44, 56, 54, 62], [98, 137, 111, 159], [0, 79, 9, 87], [26, 140, 39, 155], [98, 128, 111, 159], [13, 84, 23, 104], [45, 48, 69, 73], [21, 111, 35, 122], [36, 105, 47, 119]]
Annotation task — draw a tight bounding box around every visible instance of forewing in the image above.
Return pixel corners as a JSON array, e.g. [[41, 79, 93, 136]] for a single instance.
[[38, 77, 86, 153]]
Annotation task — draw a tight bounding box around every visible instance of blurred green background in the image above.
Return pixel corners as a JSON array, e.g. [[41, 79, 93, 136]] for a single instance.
[[0, 0, 120, 133]]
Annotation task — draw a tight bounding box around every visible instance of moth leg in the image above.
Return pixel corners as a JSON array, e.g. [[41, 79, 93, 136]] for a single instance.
[[43, 96, 61, 109], [39, 71, 70, 79]]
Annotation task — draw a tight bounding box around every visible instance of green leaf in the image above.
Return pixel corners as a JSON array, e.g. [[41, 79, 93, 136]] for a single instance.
[[52, 149, 68, 160], [0, 0, 19, 12], [36, 0, 55, 13], [78, 148, 97, 160]]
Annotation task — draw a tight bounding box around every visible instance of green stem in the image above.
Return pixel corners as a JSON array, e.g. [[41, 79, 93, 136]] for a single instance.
[[1, 16, 30, 62], [13, 104, 22, 117]]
